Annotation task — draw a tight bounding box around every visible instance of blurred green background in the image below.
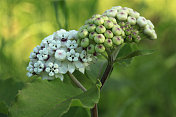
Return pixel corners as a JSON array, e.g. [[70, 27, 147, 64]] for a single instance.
[[0, 0, 176, 117]]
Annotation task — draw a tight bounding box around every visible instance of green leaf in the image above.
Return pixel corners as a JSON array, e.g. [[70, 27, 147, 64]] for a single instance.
[[9, 79, 100, 117], [85, 59, 107, 84], [117, 49, 155, 61], [62, 107, 90, 117], [0, 78, 24, 106], [0, 102, 8, 115]]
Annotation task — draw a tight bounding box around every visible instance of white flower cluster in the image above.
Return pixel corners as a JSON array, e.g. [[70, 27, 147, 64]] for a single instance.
[[103, 6, 157, 39], [27, 29, 95, 81]]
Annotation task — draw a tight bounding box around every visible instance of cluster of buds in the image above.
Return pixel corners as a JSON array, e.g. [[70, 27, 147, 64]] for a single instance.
[[27, 29, 95, 81], [77, 6, 157, 55], [103, 6, 157, 40]]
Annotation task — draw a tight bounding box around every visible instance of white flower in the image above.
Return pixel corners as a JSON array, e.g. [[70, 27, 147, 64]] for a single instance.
[[33, 61, 45, 74], [68, 30, 78, 40], [66, 40, 78, 49], [41, 35, 53, 48], [80, 50, 92, 63], [127, 16, 137, 25], [55, 49, 67, 61], [27, 72, 33, 77], [147, 20, 154, 28], [137, 16, 148, 27], [29, 52, 37, 59], [26, 62, 34, 77], [54, 29, 69, 43], [37, 48, 49, 61], [106, 9, 117, 17], [129, 10, 140, 18], [33, 45, 41, 53], [117, 11, 128, 21], [45, 62, 63, 80], [66, 49, 79, 62], [27, 62, 34, 73], [49, 40, 61, 50]]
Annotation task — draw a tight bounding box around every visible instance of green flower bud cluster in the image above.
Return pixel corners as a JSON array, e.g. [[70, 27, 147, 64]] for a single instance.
[[77, 6, 157, 57], [77, 15, 124, 55], [103, 6, 157, 40]]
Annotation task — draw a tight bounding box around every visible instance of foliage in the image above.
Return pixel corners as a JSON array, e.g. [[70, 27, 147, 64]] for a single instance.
[[0, 0, 176, 117]]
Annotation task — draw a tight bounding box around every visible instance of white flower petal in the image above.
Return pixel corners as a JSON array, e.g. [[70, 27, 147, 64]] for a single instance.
[[68, 63, 75, 73]]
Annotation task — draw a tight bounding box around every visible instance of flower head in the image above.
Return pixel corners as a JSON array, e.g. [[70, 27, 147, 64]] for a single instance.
[[27, 29, 95, 81]]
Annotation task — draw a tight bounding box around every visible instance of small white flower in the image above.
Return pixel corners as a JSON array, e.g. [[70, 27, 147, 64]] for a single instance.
[[66, 40, 78, 49], [66, 49, 79, 62], [26, 72, 33, 77], [129, 10, 140, 18], [117, 11, 128, 21], [106, 9, 117, 17], [27, 62, 34, 73], [55, 49, 67, 61], [37, 48, 49, 61], [127, 16, 137, 25], [68, 30, 78, 40], [41, 35, 53, 48], [29, 52, 37, 59], [33, 45, 41, 53], [80, 50, 92, 63], [54, 29, 69, 44], [137, 16, 148, 27], [147, 20, 154, 28], [45, 62, 61, 77], [33, 61, 45, 74], [26, 62, 34, 77], [49, 40, 61, 50]]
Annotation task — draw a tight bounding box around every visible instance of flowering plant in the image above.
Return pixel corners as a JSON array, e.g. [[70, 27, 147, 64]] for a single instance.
[[10, 6, 157, 117]]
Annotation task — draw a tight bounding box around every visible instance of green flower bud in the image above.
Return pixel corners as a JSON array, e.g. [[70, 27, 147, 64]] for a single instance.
[[121, 30, 125, 37], [125, 29, 131, 35], [101, 15, 109, 20], [81, 38, 89, 47], [104, 20, 114, 29], [95, 44, 105, 53], [96, 25, 106, 33], [108, 17, 117, 24], [112, 27, 122, 36], [93, 14, 101, 18], [94, 34, 105, 43], [133, 35, 141, 43], [87, 24, 96, 32], [119, 22, 126, 26], [131, 31, 138, 39], [125, 35, 133, 42], [94, 17, 104, 25], [87, 44, 95, 54], [89, 32, 97, 40], [104, 30, 113, 38], [112, 36, 122, 45], [77, 38, 81, 46], [104, 39, 113, 48], [78, 29, 88, 38]]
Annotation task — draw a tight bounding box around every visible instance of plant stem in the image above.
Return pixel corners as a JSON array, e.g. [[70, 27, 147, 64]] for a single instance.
[[68, 72, 87, 92], [91, 46, 121, 117], [91, 104, 98, 117]]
